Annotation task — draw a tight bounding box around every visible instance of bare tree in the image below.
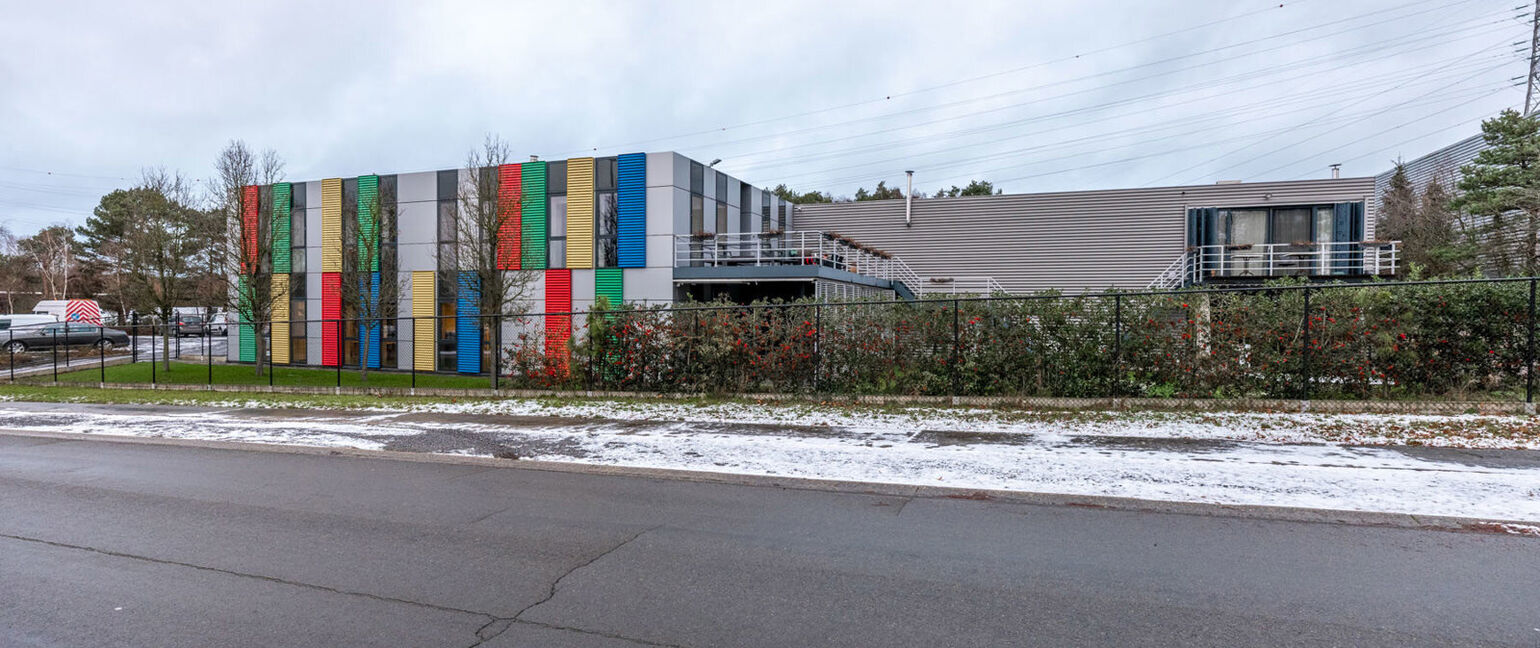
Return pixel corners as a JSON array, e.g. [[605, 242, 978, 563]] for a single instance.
[[447, 135, 538, 387], [0, 224, 22, 313], [121, 168, 203, 369], [211, 140, 287, 377], [337, 178, 404, 382], [20, 224, 76, 300]]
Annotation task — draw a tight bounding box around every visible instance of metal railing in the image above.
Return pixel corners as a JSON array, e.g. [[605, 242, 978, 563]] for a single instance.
[[673, 230, 1004, 297], [1189, 241, 1399, 282]]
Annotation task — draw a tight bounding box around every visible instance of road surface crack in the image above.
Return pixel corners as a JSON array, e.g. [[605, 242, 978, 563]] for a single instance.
[[513, 525, 658, 622], [0, 531, 498, 622]]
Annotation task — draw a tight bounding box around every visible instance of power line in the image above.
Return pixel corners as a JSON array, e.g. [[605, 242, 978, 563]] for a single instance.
[[553, 0, 1314, 157]]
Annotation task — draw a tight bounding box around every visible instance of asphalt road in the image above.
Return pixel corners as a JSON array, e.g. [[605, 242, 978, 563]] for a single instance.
[[0, 433, 1535, 647]]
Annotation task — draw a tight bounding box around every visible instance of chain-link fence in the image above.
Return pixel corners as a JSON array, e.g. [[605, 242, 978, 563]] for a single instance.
[[6, 277, 1539, 409]]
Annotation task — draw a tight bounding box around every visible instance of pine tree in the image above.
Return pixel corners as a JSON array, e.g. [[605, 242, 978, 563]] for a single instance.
[[1453, 109, 1540, 276]]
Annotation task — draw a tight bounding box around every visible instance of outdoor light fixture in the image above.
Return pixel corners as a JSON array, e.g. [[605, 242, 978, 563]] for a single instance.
[[905, 170, 915, 228], [709, 159, 722, 167]]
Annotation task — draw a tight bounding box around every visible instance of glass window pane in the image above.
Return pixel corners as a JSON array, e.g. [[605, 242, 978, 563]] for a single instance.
[[291, 250, 306, 274], [547, 162, 567, 194], [548, 241, 566, 268], [291, 208, 305, 247], [1227, 209, 1266, 246], [716, 201, 727, 233], [596, 158, 617, 191], [438, 202, 456, 241], [690, 196, 704, 234], [1272, 208, 1311, 246], [690, 162, 704, 195], [598, 238, 617, 267], [549, 197, 567, 237], [715, 173, 727, 202], [598, 193, 617, 236]]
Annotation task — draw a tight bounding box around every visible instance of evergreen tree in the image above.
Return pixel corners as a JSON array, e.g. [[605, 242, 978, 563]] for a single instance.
[[1453, 109, 1540, 276]]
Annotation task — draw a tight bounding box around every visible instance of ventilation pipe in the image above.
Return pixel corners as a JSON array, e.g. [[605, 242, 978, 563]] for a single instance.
[[1330, 163, 1341, 179], [905, 170, 914, 228]]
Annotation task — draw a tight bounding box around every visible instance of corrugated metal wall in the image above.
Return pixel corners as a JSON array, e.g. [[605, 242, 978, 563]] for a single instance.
[[1372, 133, 1484, 233], [522, 161, 548, 269], [358, 175, 379, 272], [545, 269, 572, 367], [617, 153, 646, 267], [272, 183, 291, 273], [272, 274, 289, 364], [361, 272, 380, 369], [321, 178, 343, 273], [795, 178, 1376, 293], [237, 275, 255, 362], [241, 186, 259, 273], [321, 272, 340, 366], [456, 272, 480, 374], [498, 163, 522, 270], [595, 268, 622, 307], [411, 271, 435, 372], [566, 157, 595, 269]]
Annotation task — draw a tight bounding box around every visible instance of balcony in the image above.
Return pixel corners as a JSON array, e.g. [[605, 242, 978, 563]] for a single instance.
[[673, 230, 911, 282], [1152, 241, 1401, 289]]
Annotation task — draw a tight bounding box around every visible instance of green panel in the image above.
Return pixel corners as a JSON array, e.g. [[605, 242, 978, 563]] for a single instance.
[[521, 161, 547, 269], [358, 175, 379, 272], [237, 276, 255, 363], [271, 183, 291, 273], [595, 268, 623, 308]]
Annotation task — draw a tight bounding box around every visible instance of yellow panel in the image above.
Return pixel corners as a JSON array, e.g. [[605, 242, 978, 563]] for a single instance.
[[271, 274, 290, 365], [321, 178, 343, 273], [565, 157, 594, 270], [412, 271, 435, 372]]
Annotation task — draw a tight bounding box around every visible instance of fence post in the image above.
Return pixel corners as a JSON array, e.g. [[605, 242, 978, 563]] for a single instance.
[[206, 324, 212, 386], [150, 323, 155, 385], [52, 328, 59, 383], [411, 315, 417, 389], [131, 313, 138, 364], [62, 326, 68, 381], [1528, 277, 1536, 404], [1112, 293, 1122, 399], [336, 318, 342, 388], [493, 313, 501, 391], [99, 325, 105, 384], [951, 298, 961, 398], [268, 320, 274, 387], [813, 303, 822, 393], [1301, 285, 1312, 401]]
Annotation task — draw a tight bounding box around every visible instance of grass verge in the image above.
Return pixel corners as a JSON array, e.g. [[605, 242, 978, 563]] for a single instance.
[[27, 361, 491, 390]]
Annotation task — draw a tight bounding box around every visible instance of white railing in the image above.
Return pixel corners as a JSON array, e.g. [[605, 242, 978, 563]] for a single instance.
[[1148, 252, 1194, 290], [672, 231, 1006, 297], [1187, 241, 1399, 281], [918, 277, 1007, 296]]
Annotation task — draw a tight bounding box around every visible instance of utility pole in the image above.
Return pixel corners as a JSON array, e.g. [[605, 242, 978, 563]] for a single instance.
[[1526, 0, 1540, 115]]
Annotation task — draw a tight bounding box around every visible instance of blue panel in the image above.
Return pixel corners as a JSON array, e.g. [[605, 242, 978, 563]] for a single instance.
[[617, 152, 647, 268], [456, 272, 481, 374], [358, 272, 381, 369]]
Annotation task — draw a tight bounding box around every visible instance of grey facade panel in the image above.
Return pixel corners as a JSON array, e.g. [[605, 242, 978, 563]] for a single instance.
[[794, 178, 1376, 294], [1372, 133, 1484, 234]]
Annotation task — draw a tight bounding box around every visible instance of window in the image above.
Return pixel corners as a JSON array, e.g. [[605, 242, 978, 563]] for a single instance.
[[740, 184, 754, 233], [596, 158, 617, 192], [690, 195, 704, 234], [1272, 208, 1311, 247], [715, 173, 728, 232], [689, 161, 704, 195], [290, 190, 306, 247], [548, 196, 568, 268], [547, 161, 567, 194], [777, 204, 787, 231], [291, 300, 307, 365], [762, 191, 771, 232], [596, 192, 618, 267], [1226, 209, 1267, 247], [291, 249, 306, 274]]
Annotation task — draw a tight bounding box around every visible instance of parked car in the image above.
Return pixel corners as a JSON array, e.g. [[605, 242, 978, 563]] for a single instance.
[[174, 315, 208, 337], [207, 312, 232, 336], [1, 322, 131, 354]]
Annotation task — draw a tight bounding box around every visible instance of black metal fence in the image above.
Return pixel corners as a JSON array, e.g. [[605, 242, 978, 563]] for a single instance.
[[6, 277, 1539, 405]]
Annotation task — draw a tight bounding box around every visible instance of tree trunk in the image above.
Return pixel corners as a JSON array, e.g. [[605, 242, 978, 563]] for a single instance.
[[254, 325, 267, 377]]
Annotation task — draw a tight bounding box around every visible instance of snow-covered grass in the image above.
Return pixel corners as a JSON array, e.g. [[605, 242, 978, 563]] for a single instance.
[[2, 385, 1538, 449], [3, 401, 1538, 522]]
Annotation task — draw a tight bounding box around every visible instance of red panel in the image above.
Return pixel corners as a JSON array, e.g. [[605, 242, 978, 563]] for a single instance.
[[242, 185, 260, 273], [544, 269, 571, 372], [322, 272, 341, 367], [496, 164, 522, 270]]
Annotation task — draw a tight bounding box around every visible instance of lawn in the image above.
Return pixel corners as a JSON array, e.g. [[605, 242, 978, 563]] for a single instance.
[[37, 361, 495, 390]]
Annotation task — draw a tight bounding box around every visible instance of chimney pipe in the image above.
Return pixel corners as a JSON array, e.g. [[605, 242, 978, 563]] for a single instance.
[[905, 170, 914, 228], [530, 155, 539, 162], [1329, 163, 1341, 179]]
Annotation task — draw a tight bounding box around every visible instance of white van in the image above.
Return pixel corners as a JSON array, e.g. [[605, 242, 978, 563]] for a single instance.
[[0, 314, 57, 332], [32, 299, 102, 324]]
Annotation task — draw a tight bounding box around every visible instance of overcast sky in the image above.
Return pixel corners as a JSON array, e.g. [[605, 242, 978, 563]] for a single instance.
[[0, 0, 1525, 235]]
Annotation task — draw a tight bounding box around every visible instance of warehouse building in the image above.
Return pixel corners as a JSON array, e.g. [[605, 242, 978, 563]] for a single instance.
[[228, 152, 1402, 372]]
